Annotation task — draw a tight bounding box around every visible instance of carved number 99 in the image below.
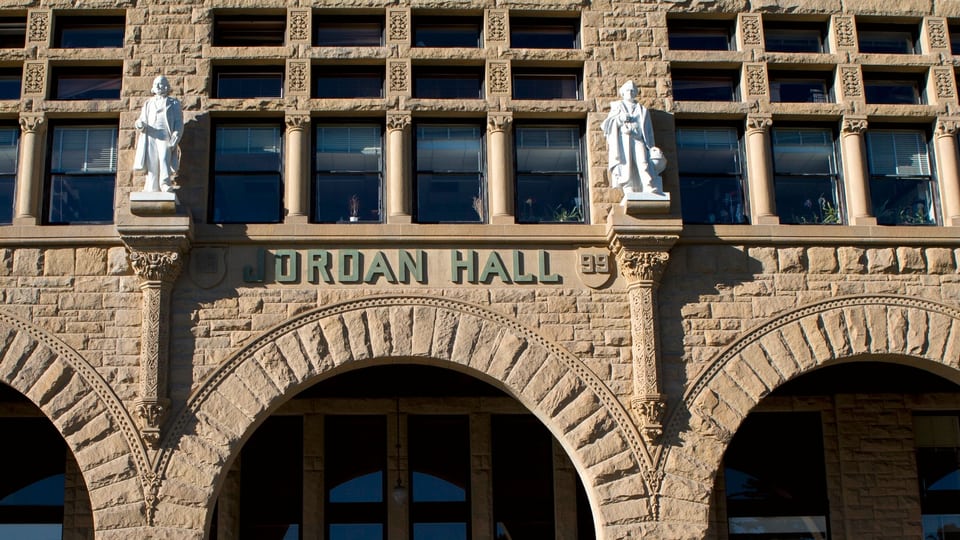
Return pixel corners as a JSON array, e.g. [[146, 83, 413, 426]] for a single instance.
[[581, 254, 609, 274]]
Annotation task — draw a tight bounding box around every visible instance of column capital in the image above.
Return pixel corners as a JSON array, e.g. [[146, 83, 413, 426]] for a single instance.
[[936, 118, 960, 138], [487, 113, 513, 134], [387, 112, 411, 132], [285, 112, 311, 131], [128, 248, 185, 283], [745, 114, 772, 134], [610, 234, 676, 284], [18, 114, 44, 134], [841, 116, 868, 135]]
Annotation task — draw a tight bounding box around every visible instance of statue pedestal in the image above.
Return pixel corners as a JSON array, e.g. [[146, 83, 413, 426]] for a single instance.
[[130, 191, 178, 216], [622, 192, 671, 216]]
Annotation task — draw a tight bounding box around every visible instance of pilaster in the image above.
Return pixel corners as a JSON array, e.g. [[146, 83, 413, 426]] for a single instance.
[[387, 112, 412, 223]]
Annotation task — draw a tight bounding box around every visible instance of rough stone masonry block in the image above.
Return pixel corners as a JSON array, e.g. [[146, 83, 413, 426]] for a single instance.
[[838, 246, 867, 273], [896, 247, 925, 273], [807, 247, 838, 273], [925, 247, 956, 274], [13, 248, 43, 276], [44, 249, 75, 276], [76, 248, 107, 275], [867, 248, 897, 273]]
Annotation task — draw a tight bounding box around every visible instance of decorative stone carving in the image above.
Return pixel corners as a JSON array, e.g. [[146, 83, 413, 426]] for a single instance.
[[487, 61, 510, 95], [934, 67, 956, 99], [834, 16, 856, 48], [487, 113, 512, 133], [928, 19, 948, 50], [936, 118, 960, 138], [745, 64, 767, 96], [487, 11, 507, 42], [388, 60, 408, 93], [27, 11, 49, 44], [288, 9, 310, 42], [387, 112, 411, 132], [745, 114, 772, 133], [840, 66, 862, 98], [19, 115, 43, 134], [287, 60, 309, 95], [134, 76, 184, 193], [740, 14, 762, 46], [841, 117, 868, 135], [601, 81, 668, 199], [23, 62, 45, 96], [388, 9, 409, 42], [285, 113, 310, 132]]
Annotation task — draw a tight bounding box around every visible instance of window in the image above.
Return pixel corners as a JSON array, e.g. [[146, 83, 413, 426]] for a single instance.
[[54, 16, 124, 48], [326, 415, 387, 540], [952, 24, 960, 55], [0, 417, 69, 537], [409, 416, 471, 540], [0, 127, 18, 224], [764, 22, 825, 53], [314, 66, 383, 98], [858, 23, 918, 53], [667, 19, 733, 50], [512, 69, 581, 100], [314, 123, 383, 223], [415, 123, 484, 223], [213, 66, 283, 98], [46, 125, 117, 224], [314, 16, 383, 46], [676, 126, 747, 224], [863, 73, 924, 104], [413, 17, 482, 47], [239, 416, 302, 539], [770, 73, 831, 103], [492, 415, 555, 539], [413, 67, 483, 99], [211, 123, 283, 224], [672, 70, 738, 101], [515, 124, 585, 224], [772, 128, 841, 224], [213, 14, 285, 47], [51, 67, 122, 100], [510, 17, 579, 49], [866, 129, 936, 225], [915, 414, 960, 540], [0, 68, 20, 100], [0, 17, 25, 49], [723, 412, 829, 539]]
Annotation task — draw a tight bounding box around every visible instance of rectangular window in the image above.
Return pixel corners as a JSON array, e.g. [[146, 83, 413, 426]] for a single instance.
[[492, 415, 555, 539], [858, 23, 918, 53], [515, 124, 585, 224], [0, 17, 26, 49], [211, 123, 283, 224], [510, 17, 579, 49], [239, 416, 302, 540], [315, 16, 383, 46], [866, 129, 936, 225], [314, 66, 383, 98], [676, 126, 747, 224], [413, 17, 482, 47], [415, 123, 484, 223], [770, 73, 831, 103], [672, 70, 738, 101], [47, 124, 117, 224], [863, 74, 924, 104], [915, 414, 960, 540], [409, 415, 470, 540], [512, 69, 581, 100], [772, 128, 842, 224], [325, 415, 387, 540], [952, 25, 960, 55], [667, 19, 733, 50], [54, 16, 124, 48], [213, 66, 283, 98], [314, 123, 383, 223], [413, 67, 483, 99], [0, 68, 20, 100], [764, 22, 825, 53], [52, 67, 122, 100], [0, 127, 18, 224], [213, 14, 285, 46]]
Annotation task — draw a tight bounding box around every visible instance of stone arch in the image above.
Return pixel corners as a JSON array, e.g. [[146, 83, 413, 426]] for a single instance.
[[658, 294, 960, 535], [0, 308, 150, 535], [155, 295, 654, 539]]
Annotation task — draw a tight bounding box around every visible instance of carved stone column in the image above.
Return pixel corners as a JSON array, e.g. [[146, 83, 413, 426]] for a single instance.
[[745, 114, 777, 224], [611, 234, 676, 443], [840, 116, 876, 225], [935, 118, 960, 225], [14, 115, 44, 225], [387, 112, 412, 223], [487, 113, 513, 224], [284, 113, 310, 223]]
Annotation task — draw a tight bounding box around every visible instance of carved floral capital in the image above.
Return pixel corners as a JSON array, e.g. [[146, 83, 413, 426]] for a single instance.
[[632, 395, 667, 442], [129, 250, 184, 283], [745, 114, 773, 133], [487, 114, 512, 133], [19, 115, 44, 134], [387, 112, 411, 131], [285, 113, 311, 131], [841, 117, 868, 135], [937, 118, 960, 138]]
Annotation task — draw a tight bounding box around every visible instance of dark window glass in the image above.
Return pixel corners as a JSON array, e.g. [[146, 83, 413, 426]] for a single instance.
[[510, 18, 579, 49], [858, 25, 917, 53], [764, 23, 825, 53], [409, 415, 470, 540], [515, 125, 585, 224], [0, 18, 26, 49], [52, 67, 122, 100], [211, 124, 283, 223], [413, 67, 483, 99], [415, 124, 484, 223], [0, 417, 67, 536], [866, 129, 936, 225], [325, 415, 387, 540], [952, 27, 960, 55], [772, 128, 842, 224], [512, 70, 581, 100], [314, 124, 383, 223], [677, 126, 747, 224], [47, 125, 117, 224], [672, 70, 738, 101], [0, 127, 18, 224], [214, 67, 283, 98], [239, 416, 302, 540], [667, 20, 732, 50], [724, 412, 829, 539], [770, 74, 831, 103], [0, 69, 20, 100], [54, 16, 124, 48], [315, 66, 383, 98], [413, 17, 481, 47], [863, 75, 923, 104], [315, 16, 383, 46], [492, 415, 555, 539], [213, 15, 285, 47], [915, 415, 960, 540]]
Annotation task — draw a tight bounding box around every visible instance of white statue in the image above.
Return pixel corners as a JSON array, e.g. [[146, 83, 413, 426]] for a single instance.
[[134, 76, 183, 193], [601, 80, 667, 197]]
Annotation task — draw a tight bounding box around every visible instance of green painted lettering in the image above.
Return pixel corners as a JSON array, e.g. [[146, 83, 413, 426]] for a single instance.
[[306, 250, 332, 283], [479, 251, 511, 283], [338, 250, 362, 282], [538, 250, 561, 283], [451, 250, 476, 283], [274, 250, 300, 283], [398, 249, 426, 283], [512, 249, 535, 283], [242, 248, 266, 282], [364, 251, 397, 283]]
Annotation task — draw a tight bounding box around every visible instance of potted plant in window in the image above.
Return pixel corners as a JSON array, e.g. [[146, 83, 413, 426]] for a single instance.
[[348, 194, 360, 222]]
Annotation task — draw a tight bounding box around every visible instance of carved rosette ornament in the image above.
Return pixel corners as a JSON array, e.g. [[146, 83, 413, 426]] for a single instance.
[[288, 10, 310, 42], [488, 61, 510, 95], [23, 62, 45, 96], [388, 60, 409, 94], [388, 9, 409, 42], [934, 67, 956, 99], [611, 235, 676, 443], [487, 11, 507, 42], [286, 60, 309, 95], [840, 66, 862, 98], [929, 19, 948, 50], [745, 64, 767, 97], [27, 11, 49, 44]]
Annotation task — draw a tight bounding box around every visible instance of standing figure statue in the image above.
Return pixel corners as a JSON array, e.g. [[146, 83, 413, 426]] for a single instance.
[[134, 76, 183, 193], [601, 80, 667, 196]]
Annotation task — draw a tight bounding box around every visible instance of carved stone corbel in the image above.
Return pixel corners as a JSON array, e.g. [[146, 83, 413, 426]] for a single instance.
[[610, 234, 676, 443]]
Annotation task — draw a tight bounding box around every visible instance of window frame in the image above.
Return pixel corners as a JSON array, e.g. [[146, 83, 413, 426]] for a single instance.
[[209, 120, 285, 224], [212, 14, 286, 47], [915, 413, 960, 540], [511, 68, 582, 100], [313, 15, 384, 47], [862, 72, 926, 105], [0, 125, 18, 225], [212, 65, 284, 99], [53, 15, 124, 49], [412, 66, 484, 100], [671, 69, 740, 102], [51, 66, 123, 100], [667, 19, 734, 51], [414, 122, 486, 224], [763, 21, 826, 53], [513, 122, 587, 224], [313, 65, 384, 99], [676, 124, 749, 225], [865, 127, 938, 226], [312, 121, 384, 224], [509, 17, 580, 49], [0, 17, 26, 49], [770, 126, 843, 225], [412, 16, 483, 48], [768, 71, 833, 103], [857, 22, 919, 54], [44, 122, 118, 225]]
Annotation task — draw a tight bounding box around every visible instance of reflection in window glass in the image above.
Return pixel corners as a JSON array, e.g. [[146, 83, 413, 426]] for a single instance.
[[770, 76, 830, 103], [47, 125, 117, 224], [214, 67, 284, 98], [515, 125, 585, 224], [0, 127, 18, 224], [409, 416, 470, 540], [858, 26, 917, 53], [315, 17, 383, 46], [667, 20, 732, 50], [415, 124, 484, 223], [0, 18, 25, 49], [413, 18, 482, 47], [510, 18, 579, 49], [0, 69, 20, 100], [512, 71, 580, 100], [413, 68, 483, 99], [866, 129, 935, 225], [764, 24, 824, 52], [314, 124, 383, 223], [315, 66, 383, 98], [52, 68, 122, 100], [677, 126, 747, 224], [54, 17, 124, 48], [0, 417, 68, 537], [213, 15, 285, 47], [239, 416, 302, 540], [916, 415, 960, 540], [672, 71, 738, 101], [211, 124, 283, 223], [325, 416, 387, 540], [863, 76, 923, 104], [952, 28, 960, 55], [772, 128, 841, 224]]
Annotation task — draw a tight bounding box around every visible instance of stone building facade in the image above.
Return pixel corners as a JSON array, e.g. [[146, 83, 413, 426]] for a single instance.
[[0, 0, 960, 539]]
